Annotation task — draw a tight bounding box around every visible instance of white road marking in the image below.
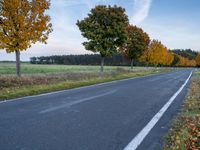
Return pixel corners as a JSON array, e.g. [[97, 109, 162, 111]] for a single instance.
[[40, 89, 117, 114], [124, 71, 193, 150]]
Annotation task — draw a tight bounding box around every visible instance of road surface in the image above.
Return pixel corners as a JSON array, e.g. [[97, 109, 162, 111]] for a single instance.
[[0, 70, 192, 150]]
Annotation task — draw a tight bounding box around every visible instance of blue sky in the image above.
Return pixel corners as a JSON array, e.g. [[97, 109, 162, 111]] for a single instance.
[[1, 0, 200, 61]]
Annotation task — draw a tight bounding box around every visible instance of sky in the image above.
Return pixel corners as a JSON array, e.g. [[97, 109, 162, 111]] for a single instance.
[[1, 0, 200, 61]]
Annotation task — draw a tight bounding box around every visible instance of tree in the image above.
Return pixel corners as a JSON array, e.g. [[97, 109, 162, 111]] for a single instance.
[[195, 53, 200, 67], [189, 60, 196, 67], [171, 53, 180, 66], [0, 0, 52, 77], [120, 25, 150, 69], [77, 5, 129, 72], [140, 40, 173, 66], [176, 55, 191, 67], [165, 52, 174, 66]]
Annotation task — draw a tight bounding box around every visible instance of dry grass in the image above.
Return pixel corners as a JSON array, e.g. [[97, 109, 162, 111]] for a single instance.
[[0, 72, 113, 89], [164, 70, 200, 150]]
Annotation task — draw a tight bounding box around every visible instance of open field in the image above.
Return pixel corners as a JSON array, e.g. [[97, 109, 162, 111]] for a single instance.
[[0, 63, 173, 100], [0, 62, 174, 75], [0, 63, 133, 74], [164, 69, 200, 150]]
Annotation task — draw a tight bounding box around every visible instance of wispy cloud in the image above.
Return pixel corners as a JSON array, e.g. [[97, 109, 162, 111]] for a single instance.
[[131, 0, 152, 25]]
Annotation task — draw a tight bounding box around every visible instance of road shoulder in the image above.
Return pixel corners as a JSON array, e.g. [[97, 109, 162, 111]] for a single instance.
[[163, 70, 200, 150]]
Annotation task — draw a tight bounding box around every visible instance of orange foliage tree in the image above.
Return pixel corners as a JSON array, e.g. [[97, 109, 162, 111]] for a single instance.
[[0, 0, 52, 77], [176, 55, 196, 67], [140, 40, 174, 66], [195, 53, 200, 67], [189, 60, 196, 67], [119, 25, 150, 69]]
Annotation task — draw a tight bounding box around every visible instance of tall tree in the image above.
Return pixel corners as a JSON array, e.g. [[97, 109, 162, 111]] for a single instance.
[[0, 0, 52, 77], [77, 5, 129, 72], [195, 53, 200, 67], [120, 25, 150, 69]]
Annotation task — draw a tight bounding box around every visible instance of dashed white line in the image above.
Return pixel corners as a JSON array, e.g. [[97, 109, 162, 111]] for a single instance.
[[124, 71, 193, 150], [40, 89, 117, 114]]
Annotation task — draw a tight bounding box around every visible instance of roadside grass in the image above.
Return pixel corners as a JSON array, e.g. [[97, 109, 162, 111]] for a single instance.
[[0, 67, 172, 101], [163, 70, 200, 150]]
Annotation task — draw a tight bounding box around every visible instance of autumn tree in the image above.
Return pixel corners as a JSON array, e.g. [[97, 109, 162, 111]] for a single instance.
[[120, 25, 150, 69], [140, 40, 173, 66], [189, 60, 196, 67], [195, 53, 200, 67], [77, 5, 129, 72], [139, 46, 151, 66], [0, 0, 52, 77], [165, 52, 174, 66], [178, 56, 188, 66]]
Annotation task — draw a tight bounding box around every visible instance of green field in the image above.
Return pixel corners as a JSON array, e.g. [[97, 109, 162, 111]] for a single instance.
[[0, 62, 160, 75], [0, 63, 130, 74]]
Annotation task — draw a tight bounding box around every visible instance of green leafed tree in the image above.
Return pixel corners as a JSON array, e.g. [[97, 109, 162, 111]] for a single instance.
[[0, 0, 52, 77], [120, 25, 150, 69], [77, 5, 129, 72]]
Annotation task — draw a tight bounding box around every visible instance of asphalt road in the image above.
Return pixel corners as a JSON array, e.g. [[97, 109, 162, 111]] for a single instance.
[[0, 69, 192, 150]]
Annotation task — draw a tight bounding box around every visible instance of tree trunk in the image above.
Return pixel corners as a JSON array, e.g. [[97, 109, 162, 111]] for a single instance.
[[101, 57, 104, 73], [131, 59, 134, 70], [15, 50, 21, 77]]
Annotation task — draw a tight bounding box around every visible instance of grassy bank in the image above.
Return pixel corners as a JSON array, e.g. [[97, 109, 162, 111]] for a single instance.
[[0, 67, 172, 101], [164, 70, 200, 150]]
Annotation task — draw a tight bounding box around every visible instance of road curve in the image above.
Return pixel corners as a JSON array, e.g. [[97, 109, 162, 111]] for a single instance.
[[0, 69, 192, 150]]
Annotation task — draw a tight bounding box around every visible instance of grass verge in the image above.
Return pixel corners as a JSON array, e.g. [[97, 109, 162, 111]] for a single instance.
[[163, 70, 200, 150], [0, 68, 171, 101]]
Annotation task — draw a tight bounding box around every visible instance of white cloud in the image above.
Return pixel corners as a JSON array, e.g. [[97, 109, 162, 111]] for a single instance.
[[131, 0, 152, 25]]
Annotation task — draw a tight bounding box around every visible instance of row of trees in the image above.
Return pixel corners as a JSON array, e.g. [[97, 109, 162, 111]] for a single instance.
[[0, 1, 200, 76], [30, 50, 199, 67], [77, 5, 151, 72], [77, 5, 200, 71], [140, 40, 198, 67], [30, 54, 131, 66]]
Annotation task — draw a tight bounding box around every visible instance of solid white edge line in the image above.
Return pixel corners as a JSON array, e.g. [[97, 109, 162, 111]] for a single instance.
[[124, 71, 193, 150], [0, 71, 172, 104]]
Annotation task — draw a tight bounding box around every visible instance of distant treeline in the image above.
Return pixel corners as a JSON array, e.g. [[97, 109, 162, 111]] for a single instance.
[[30, 49, 198, 66], [170, 49, 198, 60], [30, 54, 135, 66]]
